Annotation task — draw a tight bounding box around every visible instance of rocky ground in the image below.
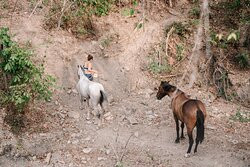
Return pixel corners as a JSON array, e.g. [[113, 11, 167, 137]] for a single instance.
[[0, 1, 250, 167]]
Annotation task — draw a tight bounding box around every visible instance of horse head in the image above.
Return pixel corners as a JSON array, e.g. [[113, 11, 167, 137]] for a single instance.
[[156, 81, 176, 100], [77, 65, 87, 80]]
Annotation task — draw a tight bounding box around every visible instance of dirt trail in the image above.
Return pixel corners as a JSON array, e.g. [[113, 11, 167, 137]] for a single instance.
[[0, 8, 250, 167]]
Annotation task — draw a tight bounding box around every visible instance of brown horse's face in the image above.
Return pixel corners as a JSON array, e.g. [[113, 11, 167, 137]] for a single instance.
[[156, 81, 173, 100]]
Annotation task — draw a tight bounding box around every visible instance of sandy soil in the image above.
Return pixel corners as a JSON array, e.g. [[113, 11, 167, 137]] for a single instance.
[[0, 2, 249, 167]]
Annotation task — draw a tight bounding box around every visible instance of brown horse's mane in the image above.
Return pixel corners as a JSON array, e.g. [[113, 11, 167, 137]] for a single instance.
[[173, 89, 191, 100]]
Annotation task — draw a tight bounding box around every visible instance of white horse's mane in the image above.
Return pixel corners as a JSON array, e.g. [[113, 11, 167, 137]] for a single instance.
[[77, 65, 88, 80]]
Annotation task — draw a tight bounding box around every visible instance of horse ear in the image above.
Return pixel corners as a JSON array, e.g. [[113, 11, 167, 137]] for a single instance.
[[161, 81, 169, 84]]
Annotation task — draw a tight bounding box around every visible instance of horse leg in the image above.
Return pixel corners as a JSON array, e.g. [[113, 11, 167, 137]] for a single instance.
[[79, 95, 84, 110], [99, 104, 106, 126], [185, 127, 194, 158], [86, 98, 91, 120], [89, 97, 100, 119], [98, 107, 103, 127], [93, 102, 103, 126], [95, 106, 101, 119], [92, 105, 102, 126], [174, 114, 180, 143], [194, 137, 199, 153], [86, 98, 90, 108], [180, 122, 185, 139]]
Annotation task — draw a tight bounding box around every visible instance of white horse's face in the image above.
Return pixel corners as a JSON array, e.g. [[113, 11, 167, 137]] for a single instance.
[[78, 66, 83, 76]]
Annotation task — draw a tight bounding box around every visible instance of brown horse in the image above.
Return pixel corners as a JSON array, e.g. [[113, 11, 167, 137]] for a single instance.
[[156, 81, 206, 157]]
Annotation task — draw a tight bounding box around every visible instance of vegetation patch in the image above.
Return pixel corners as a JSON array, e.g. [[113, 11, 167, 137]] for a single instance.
[[188, 6, 200, 19], [0, 27, 55, 134], [235, 53, 249, 69], [165, 21, 191, 38], [44, 0, 114, 38], [149, 61, 172, 74], [230, 109, 250, 123], [207, 0, 249, 105]]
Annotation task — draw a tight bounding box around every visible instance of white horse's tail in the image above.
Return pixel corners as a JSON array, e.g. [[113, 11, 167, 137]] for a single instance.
[[99, 90, 108, 108]]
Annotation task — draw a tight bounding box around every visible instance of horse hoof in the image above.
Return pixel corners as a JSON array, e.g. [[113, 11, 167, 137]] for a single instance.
[[175, 139, 180, 143], [180, 136, 185, 140], [184, 153, 191, 158]]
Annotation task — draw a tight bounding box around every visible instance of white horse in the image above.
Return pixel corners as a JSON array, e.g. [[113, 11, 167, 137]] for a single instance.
[[76, 65, 108, 120]]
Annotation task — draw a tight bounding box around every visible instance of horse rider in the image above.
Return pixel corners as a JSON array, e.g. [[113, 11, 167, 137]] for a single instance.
[[84, 54, 98, 81]]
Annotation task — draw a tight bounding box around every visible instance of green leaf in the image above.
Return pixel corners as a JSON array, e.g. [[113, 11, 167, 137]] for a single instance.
[[137, 23, 143, 29], [227, 32, 237, 41], [133, 0, 138, 6], [130, 8, 135, 16]]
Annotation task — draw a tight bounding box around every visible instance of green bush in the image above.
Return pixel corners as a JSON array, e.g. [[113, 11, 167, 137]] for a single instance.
[[235, 53, 249, 68], [0, 27, 55, 112], [45, 0, 114, 37], [166, 22, 190, 38], [230, 110, 250, 123], [79, 0, 113, 16], [225, 0, 242, 10], [122, 8, 135, 17], [149, 61, 171, 74], [176, 44, 184, 61], [189, 7, 200, 19]]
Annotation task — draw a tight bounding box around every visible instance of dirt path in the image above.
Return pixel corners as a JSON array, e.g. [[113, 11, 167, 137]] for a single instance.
[[0, 9, 249, 167]]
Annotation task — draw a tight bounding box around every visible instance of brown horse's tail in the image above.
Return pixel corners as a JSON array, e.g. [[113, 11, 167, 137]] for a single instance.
[[196, 109, 205, 143]]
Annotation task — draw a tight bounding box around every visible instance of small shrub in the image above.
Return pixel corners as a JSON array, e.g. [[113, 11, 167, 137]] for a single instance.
[[166, 22, 190, 38], [76, 0, 113, 17], [115, 162, 124, 167], [44, 0, 114, 37], [149, 61, 171, 74], [0, 27, 55, 112], [176, 44, 184, 61], [210, 31, 240, 48], [230, 110, 250, 123], [189, 7, 200, 19], [0, 0, 10, 9], [100, 36, 112, 48], [122, 8, 135, 17], [225, 0, 242, 10], [240, 10, 250, 24], [235, 53, 249, 68], [134, 22, 143, 30], [191, 0, 199, 3], [189, 19, 200, 26]]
